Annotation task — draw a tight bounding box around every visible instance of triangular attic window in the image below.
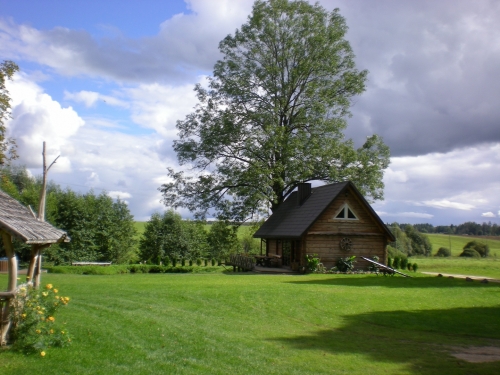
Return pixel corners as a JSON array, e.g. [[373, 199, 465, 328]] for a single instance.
[[334, 204, 358, 220]]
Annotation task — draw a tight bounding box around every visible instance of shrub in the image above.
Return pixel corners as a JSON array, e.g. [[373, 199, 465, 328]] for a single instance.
[[305, 254, 321, 272], [211, 258, 216, 266], [462, 240, 489, 258], [181, 258, 186, 267], [367, 256, 379, 272], [459, 248, 481, 258], [412, 263, 418, 272], [172, 258, 178, 267], [387, 256, 392, 268], [10, 284, 72, 354], [400, 257, 408, 270], [336, 256, 356, 272], [407, 262, 412, 271], [188, 259, 193, 266], [196, 258, 202, 266], [163, 257, 171, 266], [392, 256, 401, 269], [435, 247, 451, 257]]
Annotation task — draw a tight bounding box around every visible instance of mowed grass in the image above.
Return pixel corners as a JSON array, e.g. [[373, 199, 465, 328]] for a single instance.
[[1, 272, 500, 375]]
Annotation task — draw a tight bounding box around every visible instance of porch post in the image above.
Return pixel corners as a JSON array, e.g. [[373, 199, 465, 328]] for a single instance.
[[0, 230, 17, 346]]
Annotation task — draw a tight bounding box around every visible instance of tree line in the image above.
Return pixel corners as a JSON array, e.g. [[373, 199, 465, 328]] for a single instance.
[[139, 211, 261, 265], [0, 166, 260, 265], [0, 166, 137, 264], [387, 223, 433, 258], [406, 222, 500, 236]]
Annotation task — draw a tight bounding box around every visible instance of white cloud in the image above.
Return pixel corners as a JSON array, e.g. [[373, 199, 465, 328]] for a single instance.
[[124, 81, 201, 137], [0, 2, 254, 84], [482, 212, 496, 218], [376, 211, 434, 219], [6, 73, 84, 172], [64, 90, 128, 108], [419, 200, 475, 211], [108, 191, 132, 200]]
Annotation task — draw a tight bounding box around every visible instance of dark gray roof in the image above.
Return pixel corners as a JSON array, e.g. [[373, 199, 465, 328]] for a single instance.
[[254, 181, 394, 240], [0, 190, 69, 244]]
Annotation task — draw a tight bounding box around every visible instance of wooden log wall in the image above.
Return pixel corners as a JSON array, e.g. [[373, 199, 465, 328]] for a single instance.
[[305, 186, 389, 269]]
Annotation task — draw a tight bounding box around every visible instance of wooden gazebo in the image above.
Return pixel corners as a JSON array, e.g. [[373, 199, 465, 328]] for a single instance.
[[0, 190, 69, 346]]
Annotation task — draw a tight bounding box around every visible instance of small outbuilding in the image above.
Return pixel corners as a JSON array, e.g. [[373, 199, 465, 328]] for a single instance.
[[0, 190, 69, 346], [253, 181, 395, 270]]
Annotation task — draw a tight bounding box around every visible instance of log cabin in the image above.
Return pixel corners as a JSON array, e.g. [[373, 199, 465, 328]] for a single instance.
[[253, 182, 395, 271]]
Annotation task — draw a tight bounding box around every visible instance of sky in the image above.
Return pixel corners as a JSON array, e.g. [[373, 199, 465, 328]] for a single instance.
[[0, 0, 499, 225]]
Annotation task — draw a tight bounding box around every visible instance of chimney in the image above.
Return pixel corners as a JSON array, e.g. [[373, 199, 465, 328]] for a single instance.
[[297, 183, 312, 206]]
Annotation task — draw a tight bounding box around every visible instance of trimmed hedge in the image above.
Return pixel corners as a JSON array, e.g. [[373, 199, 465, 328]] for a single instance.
[[46, 265, 224, 275]]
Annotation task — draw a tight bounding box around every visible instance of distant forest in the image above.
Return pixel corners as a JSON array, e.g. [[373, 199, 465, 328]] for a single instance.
[[391, 222, 500, 236]]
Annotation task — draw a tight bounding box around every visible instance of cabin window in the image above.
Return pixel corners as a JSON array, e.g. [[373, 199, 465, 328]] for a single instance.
[[334, 204, 358, 220]]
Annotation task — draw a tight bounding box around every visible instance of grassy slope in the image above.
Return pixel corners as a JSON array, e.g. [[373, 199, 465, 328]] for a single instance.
[[427, 233, 500, 257], [1, 273, 500, 375]]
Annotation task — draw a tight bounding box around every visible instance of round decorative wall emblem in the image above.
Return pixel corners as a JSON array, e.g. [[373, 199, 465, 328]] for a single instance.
[[340, 237, 352, 252]]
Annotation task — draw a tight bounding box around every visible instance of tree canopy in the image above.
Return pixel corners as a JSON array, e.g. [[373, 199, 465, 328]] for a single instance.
[[0, 60, 19, 165], [160, 0, 390, 221]]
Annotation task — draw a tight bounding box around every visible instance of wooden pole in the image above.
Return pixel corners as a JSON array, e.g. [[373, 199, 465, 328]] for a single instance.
[[26, 245, 38, 284], [0, 230, 17, 346], [34, 142, 59, 289]]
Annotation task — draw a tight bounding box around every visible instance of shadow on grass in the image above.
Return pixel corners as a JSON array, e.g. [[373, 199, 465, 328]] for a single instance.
[[271, 306, 500, 374], [285, 274, 500, 288]]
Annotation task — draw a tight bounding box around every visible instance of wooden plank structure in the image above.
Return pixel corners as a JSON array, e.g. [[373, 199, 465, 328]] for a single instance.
[[360, 256, 411, 278], [254, 182, 395, 271], [230, 254, 255, 272], [0, 190, 69, 346]]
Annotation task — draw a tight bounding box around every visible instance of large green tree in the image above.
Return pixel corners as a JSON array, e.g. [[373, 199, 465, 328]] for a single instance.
[[0, 60, 19, 165], [160, 0, 390, 221]]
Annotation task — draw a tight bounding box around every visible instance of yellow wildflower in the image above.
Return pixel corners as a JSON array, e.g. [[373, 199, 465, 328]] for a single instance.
[[37, 311, 44, 315], [47, 316, 55, 322], [42, 292, 48, 297], [40, 351, 46, 357], [36, 329, 41, 334], [55, 296, 60, 300], [20, 287, 26, 292], [21, 313, 27, 319], [53, 289, 58, 293], [49, 329, 54, 334], [61, 330, 65, 334], [45, 284, 53, 290]]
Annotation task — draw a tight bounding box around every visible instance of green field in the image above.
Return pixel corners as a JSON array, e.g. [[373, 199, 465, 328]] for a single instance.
[[427, 233, 500, 257], [1, 272, 500, 374]]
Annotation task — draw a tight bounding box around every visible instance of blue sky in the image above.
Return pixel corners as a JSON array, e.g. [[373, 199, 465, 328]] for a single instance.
[[1, 0, 499, 224]]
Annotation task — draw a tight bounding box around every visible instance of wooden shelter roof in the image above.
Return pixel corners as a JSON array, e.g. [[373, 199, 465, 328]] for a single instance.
[[0, 190, 69, 244], [254, 181, 395, 241]]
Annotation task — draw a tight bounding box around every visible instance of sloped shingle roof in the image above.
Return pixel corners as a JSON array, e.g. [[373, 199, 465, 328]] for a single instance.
[[254, 181, 394, 241], [0, 190, 69, 244]]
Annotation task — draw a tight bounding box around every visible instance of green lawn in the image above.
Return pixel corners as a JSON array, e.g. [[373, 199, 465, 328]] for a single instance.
[[1, 272, 499, 374]]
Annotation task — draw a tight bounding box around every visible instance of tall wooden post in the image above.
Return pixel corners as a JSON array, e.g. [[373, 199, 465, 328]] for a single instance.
[[30, 142, 59, 288], [0, 230, 17, 345]]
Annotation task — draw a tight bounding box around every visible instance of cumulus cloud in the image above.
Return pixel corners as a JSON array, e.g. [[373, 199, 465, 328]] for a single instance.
[[5, 73, 84, 171], [482, 212, 496, 218], [326, 0, 500, 156], [0, 1, 253, 84]]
